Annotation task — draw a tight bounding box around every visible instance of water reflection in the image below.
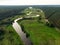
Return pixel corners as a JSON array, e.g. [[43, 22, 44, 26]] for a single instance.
[[12, 18, 32, 45]]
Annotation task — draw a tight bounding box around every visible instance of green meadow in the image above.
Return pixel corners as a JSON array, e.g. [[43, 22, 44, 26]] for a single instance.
[[18, 19, 60, 45]]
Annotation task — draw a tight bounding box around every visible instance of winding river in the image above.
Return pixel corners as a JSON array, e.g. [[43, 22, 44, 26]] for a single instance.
[[12, 17, 32, 45]]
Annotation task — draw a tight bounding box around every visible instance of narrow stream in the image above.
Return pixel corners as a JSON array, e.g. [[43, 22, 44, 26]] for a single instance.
[[12, 17, 32, 45]]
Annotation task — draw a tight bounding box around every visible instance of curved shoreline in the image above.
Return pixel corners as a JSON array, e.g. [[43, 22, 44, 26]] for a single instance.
[[12, 17, 32, 45]]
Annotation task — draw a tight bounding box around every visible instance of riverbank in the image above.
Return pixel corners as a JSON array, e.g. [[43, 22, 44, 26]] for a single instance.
[[12, 17, 32, 45]]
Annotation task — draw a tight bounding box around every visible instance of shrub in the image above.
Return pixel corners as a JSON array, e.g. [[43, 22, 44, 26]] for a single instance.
[[46, 22, 55, 28], [0, 29, 5, 40], [26, 32, 30, 38]]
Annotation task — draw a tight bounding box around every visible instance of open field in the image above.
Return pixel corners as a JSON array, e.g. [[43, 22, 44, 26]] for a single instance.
[[18, 19, 60, 45]]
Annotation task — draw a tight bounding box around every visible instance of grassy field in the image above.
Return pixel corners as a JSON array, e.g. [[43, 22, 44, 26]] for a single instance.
[[18, 19, 60, 45]]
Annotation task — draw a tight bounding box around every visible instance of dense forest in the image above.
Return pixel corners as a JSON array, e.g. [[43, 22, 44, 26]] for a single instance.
[[0, 5, 60, 28], [40, 7, 60, 28]]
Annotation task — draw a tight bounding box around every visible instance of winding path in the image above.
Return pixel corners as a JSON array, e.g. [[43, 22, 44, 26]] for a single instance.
[[12, 17, 32, 45]]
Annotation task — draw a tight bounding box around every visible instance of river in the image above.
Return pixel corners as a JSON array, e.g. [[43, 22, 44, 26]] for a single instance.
[[12, 17, 32, 45]]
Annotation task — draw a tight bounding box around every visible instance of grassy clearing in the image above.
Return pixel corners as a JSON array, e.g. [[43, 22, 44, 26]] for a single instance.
[[0, 25, 23, 45], [18, 19, 60, 45]]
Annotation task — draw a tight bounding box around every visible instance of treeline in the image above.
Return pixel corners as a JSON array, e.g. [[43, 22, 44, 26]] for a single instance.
[[0, 6, 60, 28], [0, 6, 26, 25], [0, 8, 25, 20], [40, 7, 60, 28]]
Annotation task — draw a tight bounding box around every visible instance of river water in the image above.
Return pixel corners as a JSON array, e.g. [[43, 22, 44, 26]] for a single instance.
[[12, 17, 32, 45]]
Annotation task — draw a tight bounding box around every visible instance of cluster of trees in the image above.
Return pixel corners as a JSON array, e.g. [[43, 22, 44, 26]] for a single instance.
[[0, 7, 26, 25], [0, 27, 6, 40], [40, 7, 60, 28], [0, 9, 24, 20]]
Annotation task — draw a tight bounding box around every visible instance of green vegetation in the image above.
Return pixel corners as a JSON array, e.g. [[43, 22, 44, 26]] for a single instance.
[[23, 7, 45, 18], [0, 10, 25, 45], [0, 6, 60, 45], [41, 7, 60, 28], [0, 9, 24, 45], [18, 7, 60, 45], [0, 25, 23, 45], [18, 19, 60, 45], [0, 6, 26, 45]]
